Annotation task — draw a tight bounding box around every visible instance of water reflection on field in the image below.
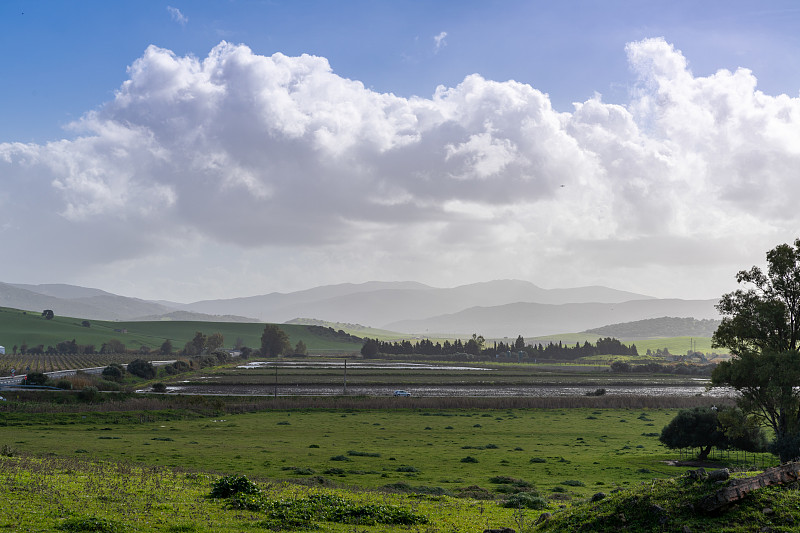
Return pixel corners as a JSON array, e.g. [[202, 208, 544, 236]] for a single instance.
[[164, 360, 733, 398], [169, 384, 729, 397], [237, 361, 493, 371]]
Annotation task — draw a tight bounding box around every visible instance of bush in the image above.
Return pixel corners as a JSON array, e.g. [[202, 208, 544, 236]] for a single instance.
[[126, 359, 156, 379], [96, 380, 121, 392], [57, 516, 123, 532], [78, 386, 99, 402], [101, 364, 124, 382], [501, 492, 548, 510], [25, 372, 48, 386], [55, 379, 73, 390], [152, 382, 167, 393], [210, 474, 260, 498], [460, 456, 479, 463]]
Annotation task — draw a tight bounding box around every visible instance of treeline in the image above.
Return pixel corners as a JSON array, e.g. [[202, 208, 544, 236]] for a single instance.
[[361, 335, 637, 361]]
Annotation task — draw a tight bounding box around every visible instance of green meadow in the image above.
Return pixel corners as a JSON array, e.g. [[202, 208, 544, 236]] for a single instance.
[[0, 406, 756, 498]]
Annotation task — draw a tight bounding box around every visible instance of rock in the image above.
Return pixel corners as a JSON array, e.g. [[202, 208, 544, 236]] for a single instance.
[[708, 468, 730, 482], [686, 468, 707, 481], [591, 492, 606, 502], [535, 513, 552, 525], [700, 462, 800, 512]]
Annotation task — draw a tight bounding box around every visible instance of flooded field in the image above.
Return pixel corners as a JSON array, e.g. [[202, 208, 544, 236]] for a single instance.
[[167, 382, 731, 397], [167, 359, 733, 398]]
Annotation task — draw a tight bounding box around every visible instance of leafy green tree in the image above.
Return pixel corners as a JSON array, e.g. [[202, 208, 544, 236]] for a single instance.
[[361, 339, 379, 358], [660, 407, 724, 460], [206, 332, 224, 352], [514, 335, 525, 351], [660, 406, 767, 460], [190, 332, 207, 355], [294, 340, 308, 355], [101, 339, 126, 354], [712, 239, 800, 462], [41, 309, 54, 320], [260, 324, 291, 357], [160, 339, 173, 356]]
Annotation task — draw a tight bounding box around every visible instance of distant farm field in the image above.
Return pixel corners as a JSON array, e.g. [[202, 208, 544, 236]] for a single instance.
[[0, 306, 362, 356]]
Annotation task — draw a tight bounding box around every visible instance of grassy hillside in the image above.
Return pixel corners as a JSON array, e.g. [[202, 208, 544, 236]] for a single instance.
[[0, 306, 362, 354]]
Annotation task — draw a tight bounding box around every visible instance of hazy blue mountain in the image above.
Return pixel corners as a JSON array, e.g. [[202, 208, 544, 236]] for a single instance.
[[0, 282, 175, 321], [181, 279, 654, 325], [10, 283, 114, 299], [385, 299, 720, 338], [2, 279, 705, 337]]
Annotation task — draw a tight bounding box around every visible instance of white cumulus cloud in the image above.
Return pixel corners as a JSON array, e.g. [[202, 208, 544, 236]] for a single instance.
[[2, 37, 799, 301]]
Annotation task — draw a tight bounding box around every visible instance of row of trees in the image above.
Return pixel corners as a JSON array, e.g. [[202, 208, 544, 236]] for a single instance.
[[360, 335, 637, 360]]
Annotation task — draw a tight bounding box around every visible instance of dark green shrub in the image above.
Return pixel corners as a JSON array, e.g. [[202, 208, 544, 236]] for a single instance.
[[347, 450, 381, 457], [501, 492, 548, 510], [101, 364, 124, 382], [151, 383, 167, 393], [55, 379, 73, 390], [78, 386, 99, 402], [57, 516, 122, 532], [460, 456, 478, 463], [561, 479, 585, 487], [529, 457, 546, 463], [126, 359, 155, 379], [210, 474, 260, 498], [330, 455, 351, 461], [396, 465, 418, 472], [25, 372, 48, 386], [96, 380, 121, 392]]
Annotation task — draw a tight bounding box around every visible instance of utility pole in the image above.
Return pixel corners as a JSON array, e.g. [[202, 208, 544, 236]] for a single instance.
[[343, 359, 347, 395]]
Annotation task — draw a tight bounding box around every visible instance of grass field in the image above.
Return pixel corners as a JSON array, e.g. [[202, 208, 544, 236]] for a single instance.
[[0, 404, 774, 499], [0, 306, 363, 355]]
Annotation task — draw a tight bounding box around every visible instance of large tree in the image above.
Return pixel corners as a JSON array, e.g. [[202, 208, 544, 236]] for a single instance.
[[260, 324, 291, 357], [712, 239, 800, 462]]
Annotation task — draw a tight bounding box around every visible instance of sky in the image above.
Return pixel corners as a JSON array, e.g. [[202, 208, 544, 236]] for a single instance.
[[3, 1, 800, 303]]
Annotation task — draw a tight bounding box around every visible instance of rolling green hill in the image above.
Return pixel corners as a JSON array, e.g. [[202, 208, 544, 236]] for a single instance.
[[0, 307, 362, 354]]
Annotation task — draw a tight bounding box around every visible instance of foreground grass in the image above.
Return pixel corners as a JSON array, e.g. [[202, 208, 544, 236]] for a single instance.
[[0, 455, 518, 532], [541, 472, 800, 532]]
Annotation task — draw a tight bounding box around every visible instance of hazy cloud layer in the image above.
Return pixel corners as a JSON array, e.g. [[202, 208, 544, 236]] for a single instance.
[[2, 38, 799, 301]]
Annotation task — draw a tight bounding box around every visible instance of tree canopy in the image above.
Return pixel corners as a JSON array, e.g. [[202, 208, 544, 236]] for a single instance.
[[712, 239, 800, 462], [260, 324, 291, 357]]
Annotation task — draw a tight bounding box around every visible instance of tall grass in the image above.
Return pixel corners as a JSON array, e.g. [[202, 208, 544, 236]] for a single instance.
[[0, 390, 731, 415]]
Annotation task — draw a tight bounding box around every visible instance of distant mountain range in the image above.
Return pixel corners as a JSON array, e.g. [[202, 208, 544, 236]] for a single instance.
[[1, 280, 720, 338]]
